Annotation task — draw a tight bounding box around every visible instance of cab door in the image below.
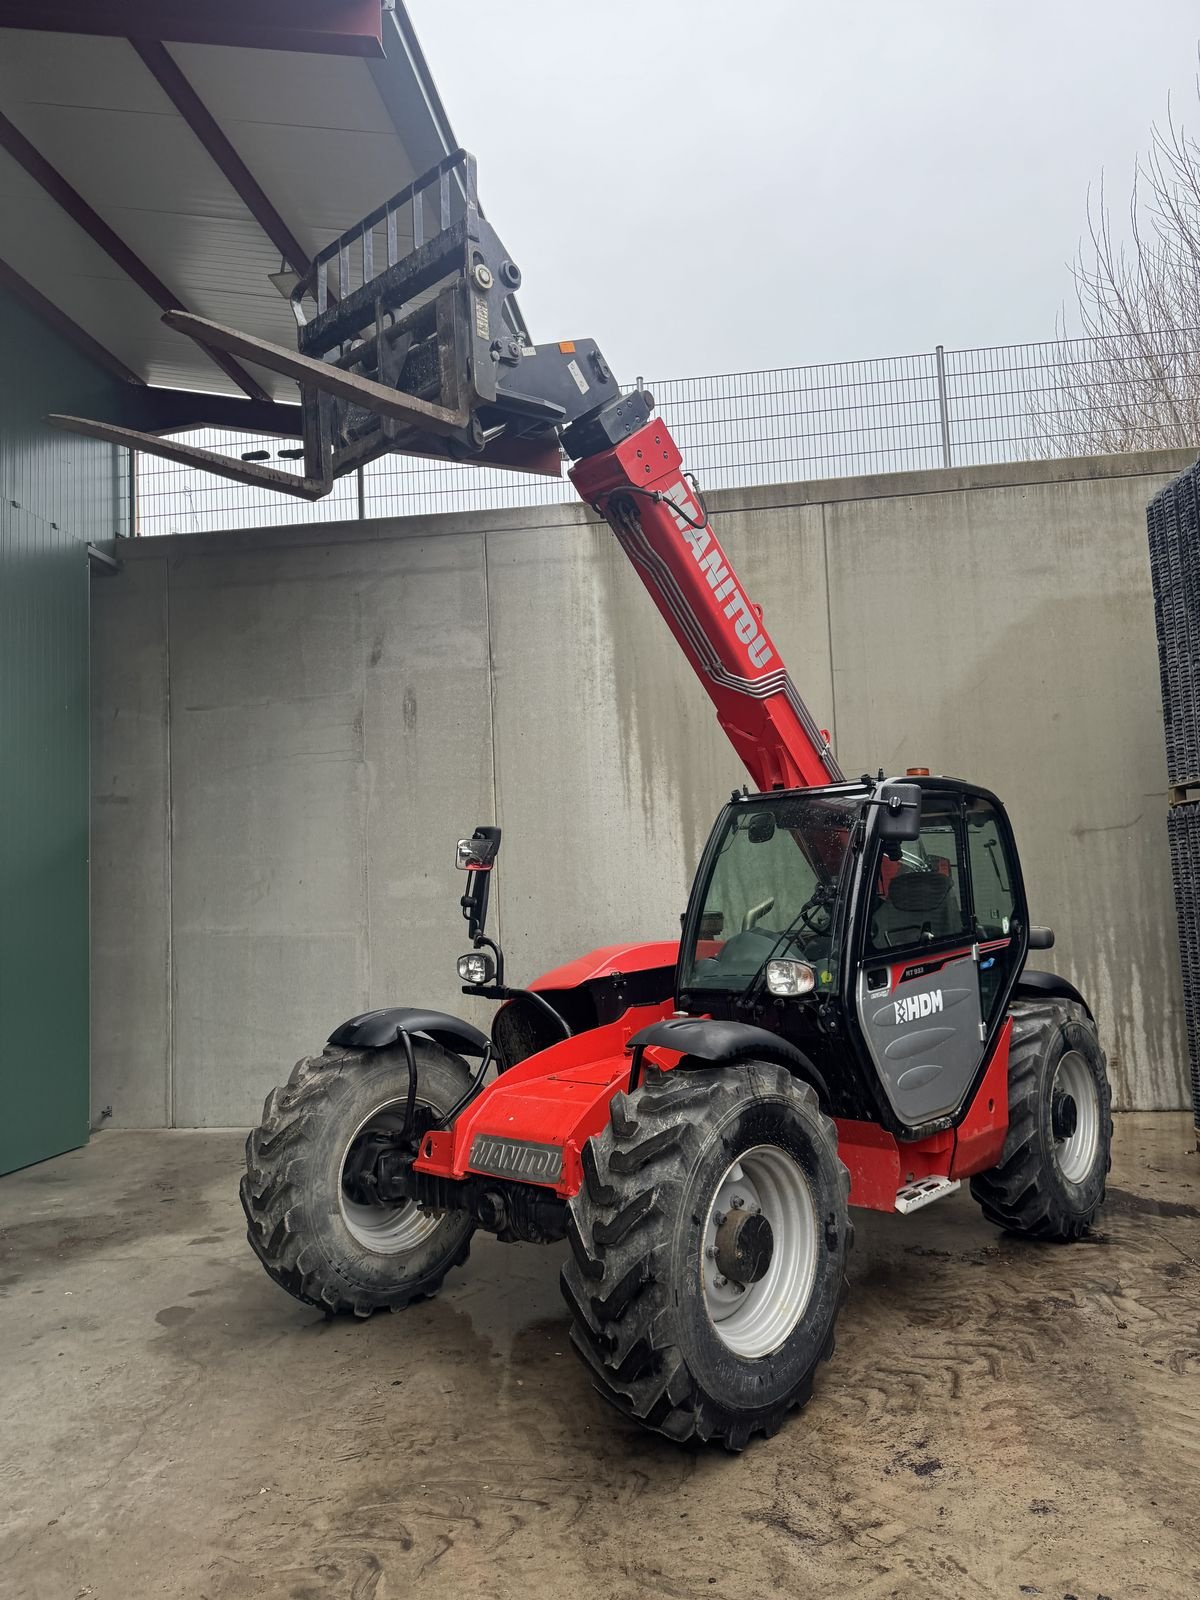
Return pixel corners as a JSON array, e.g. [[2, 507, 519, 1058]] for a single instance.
[[853, 790, 987, 1126], [963, 792, 1024, 1035]]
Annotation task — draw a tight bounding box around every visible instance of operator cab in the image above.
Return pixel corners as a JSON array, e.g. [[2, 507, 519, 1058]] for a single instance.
[[677, 776, 1031, 1135]]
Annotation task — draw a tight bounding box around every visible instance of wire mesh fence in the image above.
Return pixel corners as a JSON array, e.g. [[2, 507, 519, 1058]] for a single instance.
[[134, 328, 1200, 536]]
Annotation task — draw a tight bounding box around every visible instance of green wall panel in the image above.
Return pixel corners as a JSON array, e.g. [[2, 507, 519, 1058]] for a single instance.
[[0, 289, 127, 1173]]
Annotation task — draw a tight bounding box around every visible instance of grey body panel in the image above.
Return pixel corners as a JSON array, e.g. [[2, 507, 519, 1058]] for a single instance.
[[856, 951, 984, 1123]]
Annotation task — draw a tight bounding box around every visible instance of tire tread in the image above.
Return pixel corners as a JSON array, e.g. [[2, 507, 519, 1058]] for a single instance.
[[969, 999, 1113, 1240], [560, 1062, 850, 1449]]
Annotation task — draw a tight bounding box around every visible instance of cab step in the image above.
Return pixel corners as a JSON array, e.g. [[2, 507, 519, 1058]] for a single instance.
[[895, 1176, 961, 1214]]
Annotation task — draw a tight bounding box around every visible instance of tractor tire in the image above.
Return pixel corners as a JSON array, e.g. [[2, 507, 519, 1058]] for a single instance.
[[560, 1061, 851, 1450], [240, 1039, 475, 1317], [970, 998, 1112, 1240]]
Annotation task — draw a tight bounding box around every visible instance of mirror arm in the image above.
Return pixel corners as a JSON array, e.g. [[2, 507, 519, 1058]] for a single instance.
[[473, 933, 505, 986], [461, 869, 491, 940]]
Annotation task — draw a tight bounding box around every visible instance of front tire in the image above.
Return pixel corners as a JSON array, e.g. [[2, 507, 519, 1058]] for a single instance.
[[560, 1062, 851, 1450], [970, 998, 1112, 1240], [240, 1040, 475, 1316]]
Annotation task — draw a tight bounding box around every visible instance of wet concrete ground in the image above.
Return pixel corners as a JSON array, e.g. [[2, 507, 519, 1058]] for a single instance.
[[1, 1115, 1197, 1600]]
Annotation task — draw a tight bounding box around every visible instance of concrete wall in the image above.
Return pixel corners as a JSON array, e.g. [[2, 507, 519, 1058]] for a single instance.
[[91, 449, 1196, 1123]]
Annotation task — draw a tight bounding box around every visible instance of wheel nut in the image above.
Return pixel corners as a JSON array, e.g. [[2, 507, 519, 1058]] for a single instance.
[[714, 1275, 728, 1288], [704, 1245, 716, 1260], [731, 1195, 745, 1209]]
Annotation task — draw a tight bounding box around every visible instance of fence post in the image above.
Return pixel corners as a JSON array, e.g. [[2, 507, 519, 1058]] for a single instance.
[[128, 446, 138, 537], [357, 466, 366, 520], [935, 344, 952, 467]]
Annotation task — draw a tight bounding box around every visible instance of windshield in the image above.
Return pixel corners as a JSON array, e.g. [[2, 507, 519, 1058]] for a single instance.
[[680, 792, 865, 996]]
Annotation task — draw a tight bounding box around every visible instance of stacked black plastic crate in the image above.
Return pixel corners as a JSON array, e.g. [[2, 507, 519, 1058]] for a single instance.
[[1148, 459, 1200, 1140]]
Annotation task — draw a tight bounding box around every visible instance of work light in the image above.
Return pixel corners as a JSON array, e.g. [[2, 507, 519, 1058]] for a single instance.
[[457, 951, 495, 985], [765, 959, 816, 998]]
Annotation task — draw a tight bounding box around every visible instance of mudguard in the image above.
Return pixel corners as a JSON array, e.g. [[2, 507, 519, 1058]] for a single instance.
[[328, 1007, 490, 1057], [629, 1016, 830, 1104], [1014, 969, 1094, 1022]]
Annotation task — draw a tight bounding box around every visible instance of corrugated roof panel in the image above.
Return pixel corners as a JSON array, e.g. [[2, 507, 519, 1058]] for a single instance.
[[0, 9, 457, 398], [16, 103, 258, 221], [0, 29, 162, 115], [0, 152, 257, 394], [214, 124, 418, 244], [171, 42, 397, 135]]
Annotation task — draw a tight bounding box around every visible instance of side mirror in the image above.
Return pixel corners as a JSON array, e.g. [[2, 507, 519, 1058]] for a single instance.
[[876, 782, 921, 842], [457, 825, 501, 940], [1028, 925, 1055, 950], [456, 827, 501, 872], [746, 811, 777, 844]]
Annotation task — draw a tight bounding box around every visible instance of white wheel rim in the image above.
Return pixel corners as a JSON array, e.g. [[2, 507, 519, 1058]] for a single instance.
[[338, 1098, 443, 1255], [1052, 1050, 1100, 1184], [701, 1144, 819, 1359]]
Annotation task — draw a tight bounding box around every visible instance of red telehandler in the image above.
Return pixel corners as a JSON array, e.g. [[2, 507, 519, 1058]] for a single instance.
[[57, 152, 1112, 1448]]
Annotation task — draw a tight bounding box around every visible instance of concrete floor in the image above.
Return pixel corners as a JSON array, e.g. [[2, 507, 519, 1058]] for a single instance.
[[1, 1118, 1197, 1600]]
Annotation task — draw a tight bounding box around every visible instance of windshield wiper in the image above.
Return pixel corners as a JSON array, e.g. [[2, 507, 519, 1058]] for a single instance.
[[737, 886, 835, 1009]]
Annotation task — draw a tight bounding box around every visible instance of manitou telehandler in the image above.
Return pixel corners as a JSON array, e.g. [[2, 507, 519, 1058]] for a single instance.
[[58, 151, 1112, 1448]]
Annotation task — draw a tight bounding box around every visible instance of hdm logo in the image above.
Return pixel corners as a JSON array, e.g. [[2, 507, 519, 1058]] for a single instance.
[[895, 989, 944, 1025]]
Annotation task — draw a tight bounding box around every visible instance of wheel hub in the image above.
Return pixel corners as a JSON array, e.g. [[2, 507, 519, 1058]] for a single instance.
[[338, 1099, 443, 1256], [1050, 1050, 1101, 1185], [701, 1146, 819, 1359], [1051, 1091, 1078, 1141], [714, 1205, 774, 1286]]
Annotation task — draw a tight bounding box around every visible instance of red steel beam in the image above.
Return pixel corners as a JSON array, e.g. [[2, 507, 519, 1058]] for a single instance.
[[0, 2, 384, 56], [131, 40, 311, 280], [0, 107, 270, 401], [0, 255, 143, 386]]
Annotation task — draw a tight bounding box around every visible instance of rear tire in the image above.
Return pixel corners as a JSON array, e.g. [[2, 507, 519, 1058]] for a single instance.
[[560, 1061, 851, 1450], [970, 998, 1112, 1240], [240, 1040, 475, 1316]]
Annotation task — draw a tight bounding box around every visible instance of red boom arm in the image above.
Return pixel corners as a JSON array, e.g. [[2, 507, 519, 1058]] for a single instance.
[[571, 419, 843, 792]]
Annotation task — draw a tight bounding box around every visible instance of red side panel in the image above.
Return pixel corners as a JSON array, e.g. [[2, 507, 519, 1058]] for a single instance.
[[527, 941, 678, 991], [835, 1120, 954, 1210], [414, 1002, 673, 1196], [949, 1017, 1012, 1179], [832, 1120, 903, 1210]]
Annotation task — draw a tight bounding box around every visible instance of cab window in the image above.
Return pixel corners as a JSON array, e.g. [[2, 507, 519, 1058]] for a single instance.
[[867, 793, 969, 954], [966, 796, 1020, 1024], [680, 793, 864, 995], [966, 798, 1017, 940]]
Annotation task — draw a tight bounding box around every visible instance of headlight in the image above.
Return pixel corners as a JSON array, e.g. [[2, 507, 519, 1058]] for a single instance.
[[457, 951, 495, 985], [765, 958, 816, 998]]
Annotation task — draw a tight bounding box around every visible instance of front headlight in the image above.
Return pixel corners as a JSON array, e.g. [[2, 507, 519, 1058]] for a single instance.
[[457, 951, 495, 985], [765, 958, 816, 998]]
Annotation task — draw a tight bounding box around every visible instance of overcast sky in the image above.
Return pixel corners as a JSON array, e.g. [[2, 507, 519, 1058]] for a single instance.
[[407, 0, 1200, 382]]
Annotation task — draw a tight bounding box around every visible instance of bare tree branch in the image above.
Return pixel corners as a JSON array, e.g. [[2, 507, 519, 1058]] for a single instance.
[[1028, 60, 1200, 456]]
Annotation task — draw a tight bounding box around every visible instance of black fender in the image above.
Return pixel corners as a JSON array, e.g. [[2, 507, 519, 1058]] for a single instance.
[[628, 1017, 830, 1106], [328, 1007, 490, 1058], [1014, 969, 1094, 1023]]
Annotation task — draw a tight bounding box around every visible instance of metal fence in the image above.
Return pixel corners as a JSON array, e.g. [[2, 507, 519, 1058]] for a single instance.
[[134, 329, 1200, 536]]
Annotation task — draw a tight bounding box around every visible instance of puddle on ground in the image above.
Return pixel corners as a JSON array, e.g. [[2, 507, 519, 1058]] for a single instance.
[[1105, 1187, 1200, 1221]]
